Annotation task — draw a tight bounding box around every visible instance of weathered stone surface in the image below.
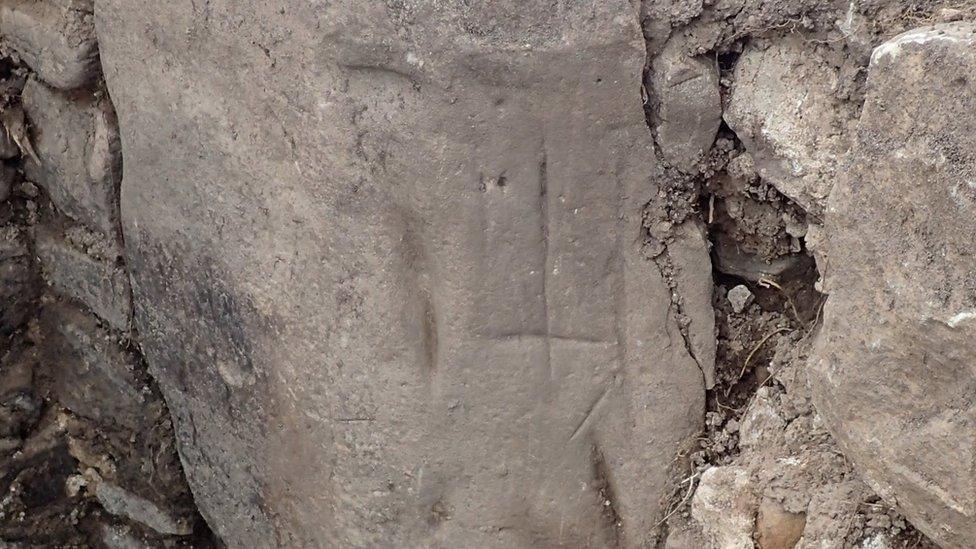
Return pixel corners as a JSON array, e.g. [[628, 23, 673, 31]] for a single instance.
[[96, 1, 707, 546], [0, 0, 99, 90], [691, 466, 757, 549], [23, 78, 122, 238], [725, 35, 852, 215], [648, 37, 721, 173], [35, 225, 131, 330], [39, 302, 146, 429], [811, 23, 976, 549]]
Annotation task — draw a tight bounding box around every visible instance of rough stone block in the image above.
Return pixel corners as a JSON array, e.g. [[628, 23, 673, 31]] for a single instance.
[[812, 22, 976, 548], [725, 36, 853, 215], [23, 78, 122, 238], [35, 225, 130, 330], [0, 0, 99, 90], [649, 37, 721, 173], [39, 302, 146, 429]]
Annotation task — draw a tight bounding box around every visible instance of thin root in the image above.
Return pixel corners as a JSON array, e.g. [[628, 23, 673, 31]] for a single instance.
[[728, 327, 791, 396], [655, 472, 700, 528], [759, 277, 802, 324]]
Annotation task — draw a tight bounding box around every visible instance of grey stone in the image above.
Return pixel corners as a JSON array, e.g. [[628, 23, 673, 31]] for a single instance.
[[727, 284, 754, 314], [713, 233, 813, 282], [96, 1, 708, 546], [648, 37, 721, 173], [95, 481, 193, 536], [0, 0, 99, 90], [663, 526, 707, 549], [725, 35, 853, 215], [22, 78, 122, 238], [39, 302, 146, 429], [35, 225, 131, 330], [738, 387, 785, 450], [811, 23, 976, 549], [691, 466, 757, 549]]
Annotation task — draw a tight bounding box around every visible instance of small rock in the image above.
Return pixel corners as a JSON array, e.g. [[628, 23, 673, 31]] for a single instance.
[[692, 466, 758, 549], [739, 388, 786, 450], [101, 524, 150, 549], [860, 533, 893, 549], [649, 37, 721, 173], [726, 152, 758, 182], [0, 0, 100, 90], [0, 124, 19, 159], [713, 236, 812, 282], [727, 284, 754, 314], [95, 481, 193, 536], [756, 498, 805, 549], [64, 474, 87, 497], [34, 225, 132, 330]]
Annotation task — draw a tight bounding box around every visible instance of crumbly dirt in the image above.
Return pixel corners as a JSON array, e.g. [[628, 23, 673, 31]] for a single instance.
[[642, 1, 976, 546], [652, 116, 938, 549]]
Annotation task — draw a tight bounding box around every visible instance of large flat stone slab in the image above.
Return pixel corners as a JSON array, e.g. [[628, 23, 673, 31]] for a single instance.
[[812, 23, 976, 549], [96, 1, 707, 546]]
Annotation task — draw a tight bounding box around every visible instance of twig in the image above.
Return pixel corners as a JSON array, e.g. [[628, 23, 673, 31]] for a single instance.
[[655, 472, 700, 528], [841, 500, 862, 542], [804, 296, 827, 339], [727, 327, 791, 396], [715, 398, 742, 414]]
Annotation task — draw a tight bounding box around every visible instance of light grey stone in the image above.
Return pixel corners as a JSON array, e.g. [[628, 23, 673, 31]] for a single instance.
[[812, 22, 976, 549], [691, 466, 757, 549], [727, 284, 754, 314], [725, 36, 853, 215], [0, 0, 99, 90]]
